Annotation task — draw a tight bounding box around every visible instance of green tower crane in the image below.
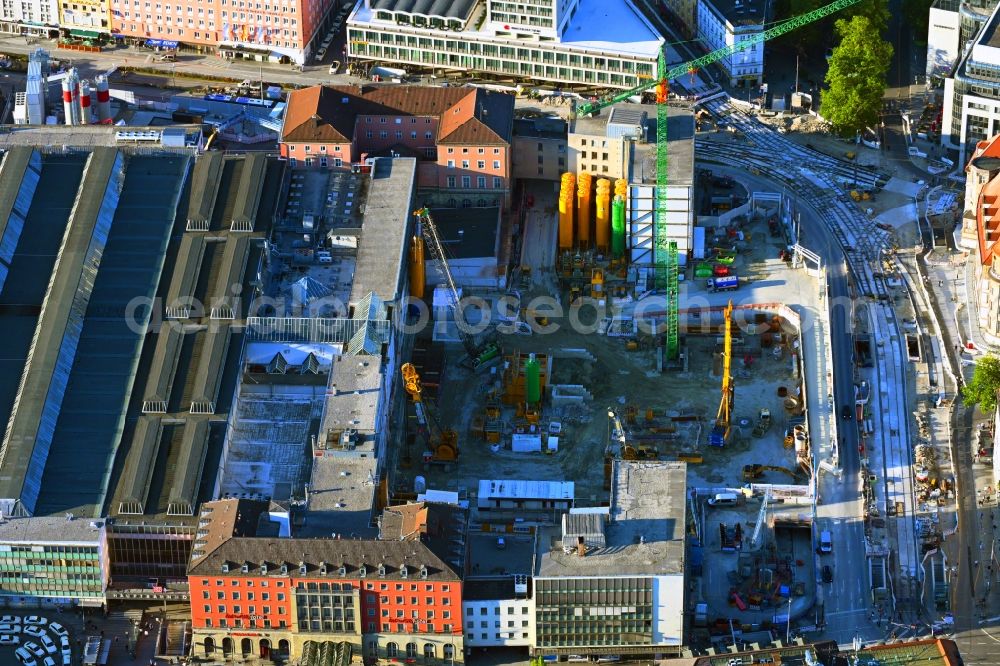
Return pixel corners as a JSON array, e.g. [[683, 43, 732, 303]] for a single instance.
[[577, 0, 861, 360]]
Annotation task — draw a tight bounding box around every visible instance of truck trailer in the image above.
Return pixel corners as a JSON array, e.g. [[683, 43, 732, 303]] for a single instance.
[[707, 275, 739, 292]]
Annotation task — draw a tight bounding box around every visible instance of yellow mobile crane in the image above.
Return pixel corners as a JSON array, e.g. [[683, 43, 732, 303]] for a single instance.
[[401, 362, 459, 464], [709, 301, 734, 447]]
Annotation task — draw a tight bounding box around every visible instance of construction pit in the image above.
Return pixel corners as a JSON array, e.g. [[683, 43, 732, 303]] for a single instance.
[[393, 196, 820, 640], [394, 304, 814, 508]]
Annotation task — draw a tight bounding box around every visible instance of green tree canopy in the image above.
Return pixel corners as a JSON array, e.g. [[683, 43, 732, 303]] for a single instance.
[[845, 0, 889, 32], [821, 15, 893, 135], [963, 354, 1000, 414]]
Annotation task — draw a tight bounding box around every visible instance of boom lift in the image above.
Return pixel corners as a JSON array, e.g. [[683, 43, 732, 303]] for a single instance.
[[604, 409, 639, 489], [575, 0, 861, 361], [414, 207, 500, 367], [401, 362, 459, 464], [709, 301, 734, 446]]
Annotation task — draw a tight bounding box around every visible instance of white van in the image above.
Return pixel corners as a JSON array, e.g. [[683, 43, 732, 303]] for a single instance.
[[818, 530, 833, 554], [707, 492, 739, 507]]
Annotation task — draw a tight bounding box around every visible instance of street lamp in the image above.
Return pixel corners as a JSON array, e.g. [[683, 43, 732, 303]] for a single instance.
[[785, 595, 792, 643]]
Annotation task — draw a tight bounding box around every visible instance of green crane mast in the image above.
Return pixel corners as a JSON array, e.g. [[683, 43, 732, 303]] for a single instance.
[[577, 0, 861, 360]]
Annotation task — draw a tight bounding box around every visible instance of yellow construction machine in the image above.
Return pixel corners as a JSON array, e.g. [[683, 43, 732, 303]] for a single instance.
[[401, 362, 459, 464]]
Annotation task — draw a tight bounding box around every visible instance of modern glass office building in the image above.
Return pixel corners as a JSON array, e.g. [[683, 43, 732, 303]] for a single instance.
[[0, 516, 107, 605], [346, 0, 664, 90]]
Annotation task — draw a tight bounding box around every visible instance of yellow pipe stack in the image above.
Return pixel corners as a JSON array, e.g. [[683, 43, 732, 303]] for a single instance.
[[576, 172, 593, 250], [595, 178, 611, 253], [409, 235, 426, 298], [558, 172, 576, 250]]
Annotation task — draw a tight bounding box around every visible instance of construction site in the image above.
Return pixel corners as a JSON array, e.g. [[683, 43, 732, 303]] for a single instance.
[[389, 147, 821, 642]]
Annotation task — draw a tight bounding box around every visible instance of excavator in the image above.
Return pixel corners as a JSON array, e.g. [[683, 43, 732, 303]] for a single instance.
[[400, 362, 459, 465], [742, 464, 805, 483]]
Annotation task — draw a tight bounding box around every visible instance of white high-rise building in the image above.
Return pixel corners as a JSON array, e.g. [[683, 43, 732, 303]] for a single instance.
[[927, 0, 999, 81], [942, 2, 1000, 163]]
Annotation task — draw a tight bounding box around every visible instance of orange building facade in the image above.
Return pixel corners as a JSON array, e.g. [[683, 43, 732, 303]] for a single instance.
[[280, 85, 514, 208], [109, 0, 337, 64], [187, 499, 465, 663]]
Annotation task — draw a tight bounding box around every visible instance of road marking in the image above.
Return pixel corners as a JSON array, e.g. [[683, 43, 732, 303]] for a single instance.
[[826, 608, 869, 618], [979, 628, 1000, 644]]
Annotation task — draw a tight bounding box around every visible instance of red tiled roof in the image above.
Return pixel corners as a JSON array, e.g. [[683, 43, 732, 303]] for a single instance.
[[977, 173, 1000, 266], [281, 85, 513, 146]]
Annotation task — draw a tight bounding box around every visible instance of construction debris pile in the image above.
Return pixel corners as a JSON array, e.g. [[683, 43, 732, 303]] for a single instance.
[[913, 442, 952, 507], [726, 546, 805, 616]]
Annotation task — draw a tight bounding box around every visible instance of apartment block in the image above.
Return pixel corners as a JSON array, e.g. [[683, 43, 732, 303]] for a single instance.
[[110, 0, 339, 64], [697, 0, 766, 87]]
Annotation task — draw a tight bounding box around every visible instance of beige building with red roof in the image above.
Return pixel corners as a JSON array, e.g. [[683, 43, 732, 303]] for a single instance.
[[961, 135, 1000, 343], [280, 85, 514, 209]]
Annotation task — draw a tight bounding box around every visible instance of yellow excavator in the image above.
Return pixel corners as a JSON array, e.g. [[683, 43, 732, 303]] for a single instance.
[[401, 362, 459, 464], [742, 464, 804, 482]]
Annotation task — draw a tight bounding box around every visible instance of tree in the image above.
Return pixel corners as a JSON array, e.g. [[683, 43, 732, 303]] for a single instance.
[[903, 0, 934, 45], [772, 0, 824, 55], [963, 355, 1000, 414], [845, 0, 889, 33], [821, 15, 893, 135]]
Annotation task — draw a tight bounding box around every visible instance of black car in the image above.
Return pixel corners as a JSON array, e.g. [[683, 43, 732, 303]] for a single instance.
[[841, 405, 853, 420], [822, 565, 833, 583]]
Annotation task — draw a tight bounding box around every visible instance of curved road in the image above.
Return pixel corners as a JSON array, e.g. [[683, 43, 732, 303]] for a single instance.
[[696, 95, 921, 645]]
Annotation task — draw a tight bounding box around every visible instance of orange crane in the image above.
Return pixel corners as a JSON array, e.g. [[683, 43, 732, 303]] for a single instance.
[[401, 362, 459, 464]]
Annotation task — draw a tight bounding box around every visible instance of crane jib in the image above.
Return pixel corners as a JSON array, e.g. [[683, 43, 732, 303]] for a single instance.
[[575, 0, 862, 116]]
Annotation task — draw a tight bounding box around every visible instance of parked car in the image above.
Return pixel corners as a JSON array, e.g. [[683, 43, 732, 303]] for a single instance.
[[23, 626, 45, 638], [61, 647, 71, 665], [14, 646, 36, 666], [47, 623, 66, 639], [25, 641, 46, 658], [0, 623, 22, 633], [23, 617, 46, 626], [1, 615, 20, 624], [42, 657, 55, 666], [0, 634, 20, 645], [822, 565, 833, 583], [40, 635, 57, 654]]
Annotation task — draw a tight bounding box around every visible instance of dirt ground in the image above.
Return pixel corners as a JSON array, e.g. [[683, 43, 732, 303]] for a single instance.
[[394, 210, 814, 504]]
